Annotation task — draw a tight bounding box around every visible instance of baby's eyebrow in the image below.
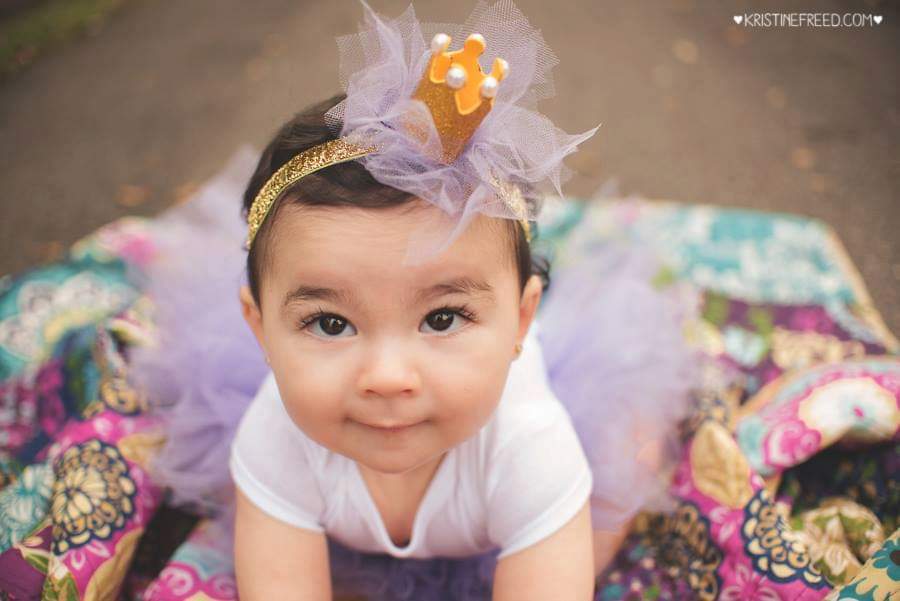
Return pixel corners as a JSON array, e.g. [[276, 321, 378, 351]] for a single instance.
[[283, 285, 353, 308], [415, 276, 495, 303], [282, 276, 494, 309]]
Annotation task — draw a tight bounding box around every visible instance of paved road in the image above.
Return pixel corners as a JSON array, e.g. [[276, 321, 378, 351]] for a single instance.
[[1, 0, 898, 334]]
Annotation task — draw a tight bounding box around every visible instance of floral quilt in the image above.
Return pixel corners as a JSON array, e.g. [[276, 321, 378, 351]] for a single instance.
[[0, 197, 897, 600]]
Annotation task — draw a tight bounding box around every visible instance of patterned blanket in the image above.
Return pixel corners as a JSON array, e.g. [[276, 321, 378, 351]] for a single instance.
[[0, 197, 897, 600]]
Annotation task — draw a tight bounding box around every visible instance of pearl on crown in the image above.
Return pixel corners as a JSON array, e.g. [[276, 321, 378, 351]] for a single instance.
[[445, 65, 467, 90], [431, 33, 450, 53], [480, 76, 498, 98]]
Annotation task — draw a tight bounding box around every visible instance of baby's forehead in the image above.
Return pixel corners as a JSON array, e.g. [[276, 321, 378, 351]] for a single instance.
[[270, 203, 515, 275]]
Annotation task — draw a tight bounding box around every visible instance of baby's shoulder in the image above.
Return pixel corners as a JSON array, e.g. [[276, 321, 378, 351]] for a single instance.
[[474, 325, 592, 544]]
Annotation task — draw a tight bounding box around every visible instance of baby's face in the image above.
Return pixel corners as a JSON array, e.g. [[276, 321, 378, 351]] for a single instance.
[[240, 201, 541, 477]]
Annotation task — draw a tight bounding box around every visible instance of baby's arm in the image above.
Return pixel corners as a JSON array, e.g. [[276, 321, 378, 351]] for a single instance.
[[591, 519, 631, 577], [492, 499, 595, 601], [234, 487, 332, 600]]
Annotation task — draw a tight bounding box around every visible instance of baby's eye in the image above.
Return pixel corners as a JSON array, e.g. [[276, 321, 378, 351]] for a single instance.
[[301, 313, 357, 338], [420, 306, 475, 335]]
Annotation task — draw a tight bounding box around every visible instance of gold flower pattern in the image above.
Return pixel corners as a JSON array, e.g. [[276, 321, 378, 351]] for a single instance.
[[742, 489, 827, 588], [81, 326, 148, 419], [51, 439, 136, 554], [80, 373, 147, 419], [653, 502, 723, 600], [99, 374, 147, 415]]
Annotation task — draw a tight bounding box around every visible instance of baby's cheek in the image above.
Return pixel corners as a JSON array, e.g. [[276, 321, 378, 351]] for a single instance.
[[278, 366, 346, 436], [433, 350, 510, 425]]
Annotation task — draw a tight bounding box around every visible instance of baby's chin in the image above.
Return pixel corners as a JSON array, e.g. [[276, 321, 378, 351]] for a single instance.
[[337, 420, 451, 474]]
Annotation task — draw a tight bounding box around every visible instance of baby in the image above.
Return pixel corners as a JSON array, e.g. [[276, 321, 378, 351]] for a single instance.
[[229, 95, 604, 599], [123, 3, 695, 598]]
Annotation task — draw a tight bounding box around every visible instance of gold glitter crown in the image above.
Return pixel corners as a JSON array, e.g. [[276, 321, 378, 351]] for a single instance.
[[410, 32, 508, 163]]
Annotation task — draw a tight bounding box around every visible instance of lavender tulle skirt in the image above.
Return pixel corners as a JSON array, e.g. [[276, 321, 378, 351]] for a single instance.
[[127, 146, 701, 599]]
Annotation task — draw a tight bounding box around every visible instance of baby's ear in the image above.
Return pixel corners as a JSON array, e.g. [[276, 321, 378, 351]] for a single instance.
[[516, 274, 543, 346], [239, 285, 265, 349]]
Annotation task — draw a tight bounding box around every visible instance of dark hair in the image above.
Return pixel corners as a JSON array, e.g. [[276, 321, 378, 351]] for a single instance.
[[241, 94, 550, 310]]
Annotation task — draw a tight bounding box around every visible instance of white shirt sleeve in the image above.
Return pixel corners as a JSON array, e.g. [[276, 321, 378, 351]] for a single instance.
[[485, 401, 593, 560], [229, 372, 326, 532]]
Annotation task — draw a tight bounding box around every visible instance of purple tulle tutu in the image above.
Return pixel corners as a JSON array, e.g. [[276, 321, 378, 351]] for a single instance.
[[128, 146, 701, 599], [538, 238, 701, 530], [127, 146, 268, 515]]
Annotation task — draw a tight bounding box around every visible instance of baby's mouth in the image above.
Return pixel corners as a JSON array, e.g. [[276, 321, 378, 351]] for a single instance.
[[358, 420, 423, 434]]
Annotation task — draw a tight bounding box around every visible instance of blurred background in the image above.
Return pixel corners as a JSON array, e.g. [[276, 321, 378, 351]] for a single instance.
[[1, 0, 898, 333]]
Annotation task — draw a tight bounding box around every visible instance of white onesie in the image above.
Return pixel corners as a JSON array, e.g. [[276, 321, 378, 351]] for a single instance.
[[229, 321, 592, 560]]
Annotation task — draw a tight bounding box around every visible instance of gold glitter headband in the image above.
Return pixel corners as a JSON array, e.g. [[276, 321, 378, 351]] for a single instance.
[[244, 137, 533, 250], [244, 138, 375, 250]]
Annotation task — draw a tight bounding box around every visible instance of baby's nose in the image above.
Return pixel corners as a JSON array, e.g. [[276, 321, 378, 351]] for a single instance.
[[357, 341, 422, 398]]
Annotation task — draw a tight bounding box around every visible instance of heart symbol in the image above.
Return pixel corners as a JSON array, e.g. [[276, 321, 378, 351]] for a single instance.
[[874, 15, 882, 24], [733, 15, 743, 24]]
